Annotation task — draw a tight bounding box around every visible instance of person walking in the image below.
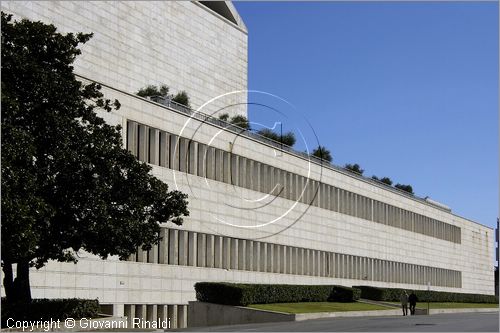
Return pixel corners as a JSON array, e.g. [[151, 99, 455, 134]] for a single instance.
[[409, 292, 418, 315], [400, 290, 409, 316]]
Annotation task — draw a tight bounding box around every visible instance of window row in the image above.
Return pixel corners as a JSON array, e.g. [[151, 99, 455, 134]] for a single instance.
[[129, 228, 462, 289], [126, 121, 461, 244]]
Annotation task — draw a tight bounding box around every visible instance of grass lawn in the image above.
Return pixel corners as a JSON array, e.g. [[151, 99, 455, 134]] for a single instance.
[[247, 302, 392, 314], [387, 302, 499, 309]]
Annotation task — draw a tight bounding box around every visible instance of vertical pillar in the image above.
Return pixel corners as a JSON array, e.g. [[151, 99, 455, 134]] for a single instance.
[[353, 256, 357, 280], [246, 241, 253, 271], [169, 134, 179, 171], [188, 141, 198, 175], [253, 241, 260, 271], [125, 304, 135, 327], [159, 131, 169, 168], [287, 246, 293, 274], [197, 233, 206, 267], [299, 248, 304, 275], [214, 236, 222, 268], [230, 154, 238, 186], [230, 239, 238, 269], [188, 232, 197, 266], [260, 242, 267, 272], [157, 305, 167, 322], [330, 253, 335, 277], [238, 157, 246, 188], [178, 305, 187, 328], [223, 151, 230, 183], [273, 244, 280, 273], [168, 229, 178, 265], [178, 231, 188, 266], [167, 305, 178, 329], [317, 251, 322, 277], [159, 229, 168, 264], [308, 249, 313, 276], [206, 147, 215, 180], [197, 144, 206, 178], [206, 234, 215, 268], [179, 138, 188, 172], [292, 247, 297, 275], [138, 125, 149, 162], [267, 243, 274, 272], [126, 121, 138, 157], [223, 237, 230, 269], [246, 158, 252, 190], [137, 247, 147, 263], [238, 239, 246, 270], [322, 252, 326, 277], [215, 149, 223, 181], [280, 246, 286, 273], [146, 305, 157, 322], [149, 129, 160, 164], [150, 244, 158, 264], [135, 305, 146, 320]]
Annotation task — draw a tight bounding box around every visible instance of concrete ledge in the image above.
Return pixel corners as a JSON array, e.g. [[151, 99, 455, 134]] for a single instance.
[[429, 308, 499, 315], [187, 301, 294, 327], [295, 309, 402, 321]]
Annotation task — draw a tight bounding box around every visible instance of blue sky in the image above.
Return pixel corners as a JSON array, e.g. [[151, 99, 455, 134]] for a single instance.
[[233, 1, 498, 229]]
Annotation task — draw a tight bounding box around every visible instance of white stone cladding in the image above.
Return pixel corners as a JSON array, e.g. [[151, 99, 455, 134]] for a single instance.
[[0, 1, 495, 327], [1, 1, 248, 117], [7, 87, 493, 311]]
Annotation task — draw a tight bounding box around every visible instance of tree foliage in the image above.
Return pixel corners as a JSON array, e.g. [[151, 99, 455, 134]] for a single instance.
[[136, 84, 190, 107], [372, 175, 393, 186], [229, 114, 250, 130], [256, 128, 296, 147], [344, 163, 364, 175], [380, 177, 393, 186], [218, 113, 230, 122], [311, 145, 332, 162], [395, 183, 414, 194], [136, 84, 169, 98], [1, 12, 189, 303], [172, 90, 190, 107], [218, 113, 251, 130]]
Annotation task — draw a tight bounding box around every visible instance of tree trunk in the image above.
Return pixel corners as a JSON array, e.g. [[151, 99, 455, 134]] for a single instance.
[[1, 261, 32, 304], [14, 261, 32, 303], [2, 262, 14, 302]]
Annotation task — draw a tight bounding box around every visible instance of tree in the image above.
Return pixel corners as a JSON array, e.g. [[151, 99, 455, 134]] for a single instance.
[[137, 84, 169, 98], [380, 177, 393, 186], [229, 114, 250, 130], [372, 176, 393, 186], [172, 90, 190, 107], [344, 163, 364, 175], [218, 113, 230, 122], [1, 13, 189, 304], [311, 145, 332, 162], [395, 183, 414, 194], [256, 128, 296, 147], [136, 85, 190, 108]]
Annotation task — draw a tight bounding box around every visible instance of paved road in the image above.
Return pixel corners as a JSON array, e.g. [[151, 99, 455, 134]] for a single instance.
[[179, 312, 499, 332]]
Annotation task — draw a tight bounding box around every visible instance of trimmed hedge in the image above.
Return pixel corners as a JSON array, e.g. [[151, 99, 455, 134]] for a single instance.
[[1, 298, 99, 327], [353, 286, 499, 304], [194, 283, 360, 306]]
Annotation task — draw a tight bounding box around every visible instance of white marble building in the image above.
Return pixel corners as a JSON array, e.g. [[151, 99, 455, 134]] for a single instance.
[[1, 1, 494, 328]]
